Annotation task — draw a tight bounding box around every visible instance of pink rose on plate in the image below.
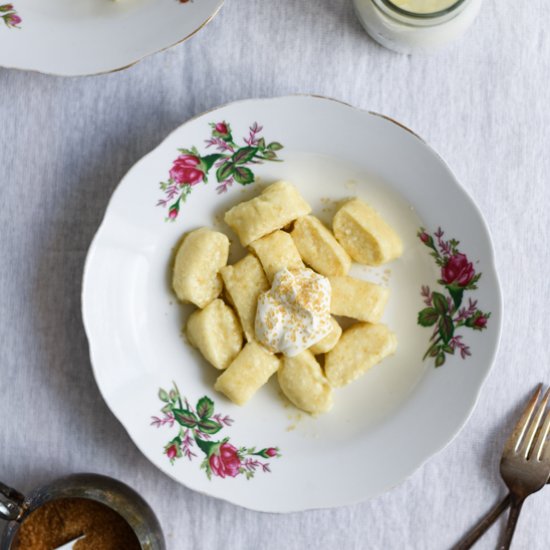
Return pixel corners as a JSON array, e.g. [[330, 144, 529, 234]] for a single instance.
[[214, 122, 230, 137], [209, 442, 241, 478], [474, 314, 488, 329], [441, 253, 475, 287], [165, 443, 178, 461], [168, 206, 178, 220], [169, 154, 204, 186], [3, 12, 21, 27]]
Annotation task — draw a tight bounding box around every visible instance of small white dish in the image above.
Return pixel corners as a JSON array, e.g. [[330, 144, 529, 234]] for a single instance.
[[82, 95, 502, 512], [0, 0, 223, 76]]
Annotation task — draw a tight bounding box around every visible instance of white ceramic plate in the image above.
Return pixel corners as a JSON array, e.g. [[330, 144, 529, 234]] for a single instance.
[[82, 95, 502, 512], [0, 0, 223, 76]]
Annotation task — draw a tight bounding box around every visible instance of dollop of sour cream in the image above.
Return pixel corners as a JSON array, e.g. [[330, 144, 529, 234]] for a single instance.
[[255, 268, 332, 357]]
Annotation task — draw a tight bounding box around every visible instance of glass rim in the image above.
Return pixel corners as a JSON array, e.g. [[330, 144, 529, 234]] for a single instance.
[[378, 0, 468, 19]]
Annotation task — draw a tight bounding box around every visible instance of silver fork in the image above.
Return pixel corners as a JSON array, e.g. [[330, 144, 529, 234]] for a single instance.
[[454, 385, 550, 549]]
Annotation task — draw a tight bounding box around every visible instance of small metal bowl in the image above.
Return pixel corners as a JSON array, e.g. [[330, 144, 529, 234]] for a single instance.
[[0, 473, 165, 550]]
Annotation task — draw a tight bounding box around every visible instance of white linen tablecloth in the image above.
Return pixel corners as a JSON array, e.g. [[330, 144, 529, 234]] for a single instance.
[[2, 1, 550, 548]]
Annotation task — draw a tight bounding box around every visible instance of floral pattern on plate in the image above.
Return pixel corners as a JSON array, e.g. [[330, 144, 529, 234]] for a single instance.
[[417, 227, 491, 367], [151, 383, 281, 480], [1, 4, 21, 28], [157, 121, 284, 221]]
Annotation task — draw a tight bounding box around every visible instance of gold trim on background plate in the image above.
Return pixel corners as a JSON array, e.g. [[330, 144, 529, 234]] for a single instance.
[[0, 3, 224, 77]]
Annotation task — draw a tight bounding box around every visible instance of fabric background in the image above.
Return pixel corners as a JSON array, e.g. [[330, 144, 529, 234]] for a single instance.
[[1, 1, 550, 548]]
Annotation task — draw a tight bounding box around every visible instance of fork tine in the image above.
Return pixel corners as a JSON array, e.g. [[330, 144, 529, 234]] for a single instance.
[[533, 399, 550, 461], [502, 384, 542, 455], [520, 387, 550, 458]]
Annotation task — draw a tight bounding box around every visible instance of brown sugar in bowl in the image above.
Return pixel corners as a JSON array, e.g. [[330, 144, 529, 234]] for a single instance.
[[0, 473, 165, 550]]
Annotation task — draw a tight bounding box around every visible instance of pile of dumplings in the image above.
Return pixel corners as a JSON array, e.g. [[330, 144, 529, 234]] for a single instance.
[[172, 181, 403, 415]]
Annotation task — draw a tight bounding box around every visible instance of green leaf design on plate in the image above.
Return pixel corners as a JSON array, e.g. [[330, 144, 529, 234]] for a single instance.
[[173, 409, 198, 428], [197, 419, 223, 435], [195, 437, 218, 458], [201, 154, 223, 173], [196, 396, 214, 419], [418, 307, 439, 327], [448, 286, 464, 310], [216, 161, 234, 182], [233, 166, 255, 185], [262, 150, 278, 160], [158, 389, 169, 403], [232, 146, 258, 165], [438, 315, 454, 344], [432, 292, 448, 315]]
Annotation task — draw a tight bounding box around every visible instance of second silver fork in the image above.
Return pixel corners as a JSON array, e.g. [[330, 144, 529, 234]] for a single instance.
[[454, 385, 550, 549]]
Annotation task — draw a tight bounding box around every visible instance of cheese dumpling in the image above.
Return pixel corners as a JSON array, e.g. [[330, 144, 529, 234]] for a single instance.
[[224, 181, 311, 246], [325, 323, 397, 387], [221, 254, 269, 342], [329, 276, 389, 323], [249, 230, 304, 282], [186, 299, 243, 370], [309, 316, 342, 355], [278, 350, 333, 414], [333, 198, 402, 266], [172, 228, 229, 308], [291, 215, 351, 277], [215, 341, 280, 405]]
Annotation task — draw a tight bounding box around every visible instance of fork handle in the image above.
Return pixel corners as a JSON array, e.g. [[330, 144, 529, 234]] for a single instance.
[[498, 497, 525, 550], [451, 493, 512, 550]]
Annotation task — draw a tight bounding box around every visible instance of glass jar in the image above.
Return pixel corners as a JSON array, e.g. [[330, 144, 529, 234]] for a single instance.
[[353, 0, 483, 54]]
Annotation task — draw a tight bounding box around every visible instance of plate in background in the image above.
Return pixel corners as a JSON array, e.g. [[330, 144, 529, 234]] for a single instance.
[[0, 0, 223, 76], [82, 95, 502, 512]]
